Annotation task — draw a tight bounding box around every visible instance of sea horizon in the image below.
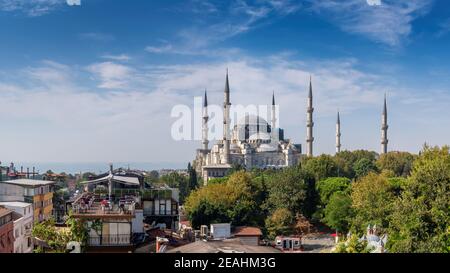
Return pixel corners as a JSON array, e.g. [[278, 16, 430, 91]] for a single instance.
[[5, 162, 189, 175]]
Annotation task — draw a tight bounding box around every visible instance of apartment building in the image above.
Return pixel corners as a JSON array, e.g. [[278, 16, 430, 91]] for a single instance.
[[0, 206, 14, 253], [0, 202, 34, 253], [0, 179, 56, 222]]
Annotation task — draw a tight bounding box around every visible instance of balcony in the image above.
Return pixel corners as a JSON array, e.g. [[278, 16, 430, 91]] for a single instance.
[[143, 210, 178, 217], [88, 234, 131, 246]]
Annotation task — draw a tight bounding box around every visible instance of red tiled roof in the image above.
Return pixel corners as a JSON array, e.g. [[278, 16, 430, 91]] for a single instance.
[[234, 226, 263, 237]]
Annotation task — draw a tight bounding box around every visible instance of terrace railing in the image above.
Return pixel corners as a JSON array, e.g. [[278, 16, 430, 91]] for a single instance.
[[88, 234, 131, 246]]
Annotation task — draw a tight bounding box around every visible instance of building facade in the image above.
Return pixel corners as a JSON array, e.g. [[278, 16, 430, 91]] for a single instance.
[[0, 179, 56, 222], [0, 202, 33, 253], [0, 206, 15, 253]]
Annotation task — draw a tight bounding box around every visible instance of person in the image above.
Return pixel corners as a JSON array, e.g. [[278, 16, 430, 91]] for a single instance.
[[101, 199, 108, 212]]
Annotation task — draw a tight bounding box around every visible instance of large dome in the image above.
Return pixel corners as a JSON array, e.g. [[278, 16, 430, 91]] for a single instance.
[[237, 114, 269, 126]]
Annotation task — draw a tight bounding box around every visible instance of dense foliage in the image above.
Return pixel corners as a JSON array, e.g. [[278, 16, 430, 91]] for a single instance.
[[183, 147, 449, 253], [32, 215, 87, 253], [387, 146, 450, 253]]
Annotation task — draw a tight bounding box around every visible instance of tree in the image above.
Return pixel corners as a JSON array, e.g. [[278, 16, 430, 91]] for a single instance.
[[376, 151, 416, 177], [387, 177, 408, 197], [353, 158, 378, 178], [265, 208, 294, 240], [334, 150, 378, 179], [144, 170, 159, 186], [264, 166, 307, 215], [317, 177, 351, 206], [324, 192, 353, 233], [184, 171, 261, 228], [388, 146, 450, 253], [351, 172, 394, 233], [334, 234, 371, 253], [32, 216, 87, 253], [301, 154, 338, 182], [160, 172, 190, 204], [187, 163, 198, 190]]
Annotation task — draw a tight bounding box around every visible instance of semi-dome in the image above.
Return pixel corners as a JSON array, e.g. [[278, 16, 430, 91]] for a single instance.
[[249, 132, 271, 141], [257, 143, 278, 152]]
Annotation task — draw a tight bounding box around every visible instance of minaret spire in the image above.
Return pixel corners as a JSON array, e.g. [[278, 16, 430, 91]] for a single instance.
[[336, 110, 341, 154], [202, 89, 209, 150], [381, 93, 388, 154], [306, 76, 314, 157], [271, 91, 277, 141], [223, 69, 231, 164]]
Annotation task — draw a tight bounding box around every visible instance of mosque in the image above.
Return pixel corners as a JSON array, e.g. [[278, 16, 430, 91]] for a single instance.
[[193, 71, 389, 184]]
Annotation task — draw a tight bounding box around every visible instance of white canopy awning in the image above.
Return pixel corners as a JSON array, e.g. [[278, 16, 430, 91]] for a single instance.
[[81, 174, 140, 186]]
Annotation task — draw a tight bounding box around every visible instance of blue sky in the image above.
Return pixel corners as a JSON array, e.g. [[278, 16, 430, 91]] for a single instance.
[[0, 0, 449, 168]]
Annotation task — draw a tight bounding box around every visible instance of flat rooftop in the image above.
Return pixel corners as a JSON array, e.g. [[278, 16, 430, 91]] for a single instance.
[[0, 201, 32, 208], [1, 179, 56, 187], [0, 206, 13, 218], [167, 238, 281, 253]]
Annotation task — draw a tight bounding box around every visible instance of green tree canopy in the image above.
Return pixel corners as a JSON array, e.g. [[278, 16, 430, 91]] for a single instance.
[[388, 145, 450, 253], [376, 151, 416, 177], [351, 172, 394, 233], [265, 208, 295, 240], [334, 150, 378, 179], [184, 171, 262, 228], [324, 192, 354, 233], [353, 158, 378, 178], [317, 177, 351, 206], [264, 166, 308, 215], [301, 154, 338, 182]]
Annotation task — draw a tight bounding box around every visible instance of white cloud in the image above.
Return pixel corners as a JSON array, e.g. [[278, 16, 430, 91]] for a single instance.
[[308, 0, 433, 47], [170, 0, 301, 51], [0, 0, 64, 16], [366, 0, 382, 6], [101, 54, 131, 62], [145, 44, 174, 54], [436, 18, 450, 37], [66, 0, 80, 6], [87, 62, 134, 89], [1, 55, 449, 164]]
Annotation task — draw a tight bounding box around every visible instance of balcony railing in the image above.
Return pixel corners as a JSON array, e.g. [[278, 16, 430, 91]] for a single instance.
[[71, 192, 136, 217], [88, 234, 131, 246], [143, 209, 178, 216]]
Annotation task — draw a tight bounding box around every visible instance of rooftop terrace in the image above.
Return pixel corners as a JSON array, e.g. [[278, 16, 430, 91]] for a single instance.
[[71, 192, 138, 219]]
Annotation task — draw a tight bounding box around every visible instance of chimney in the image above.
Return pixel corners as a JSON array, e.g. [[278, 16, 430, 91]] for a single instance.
[[27, 167, 30, 178]]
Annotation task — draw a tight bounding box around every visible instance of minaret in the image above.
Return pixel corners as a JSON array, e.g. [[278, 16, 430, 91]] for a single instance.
[[381, 93, 388, 154], [271, 91, 277, 141], [306, 76, 314, 157], [202, 89, 209, 150], [223, 69, 231, 164], [336, 111, 341, 154]]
